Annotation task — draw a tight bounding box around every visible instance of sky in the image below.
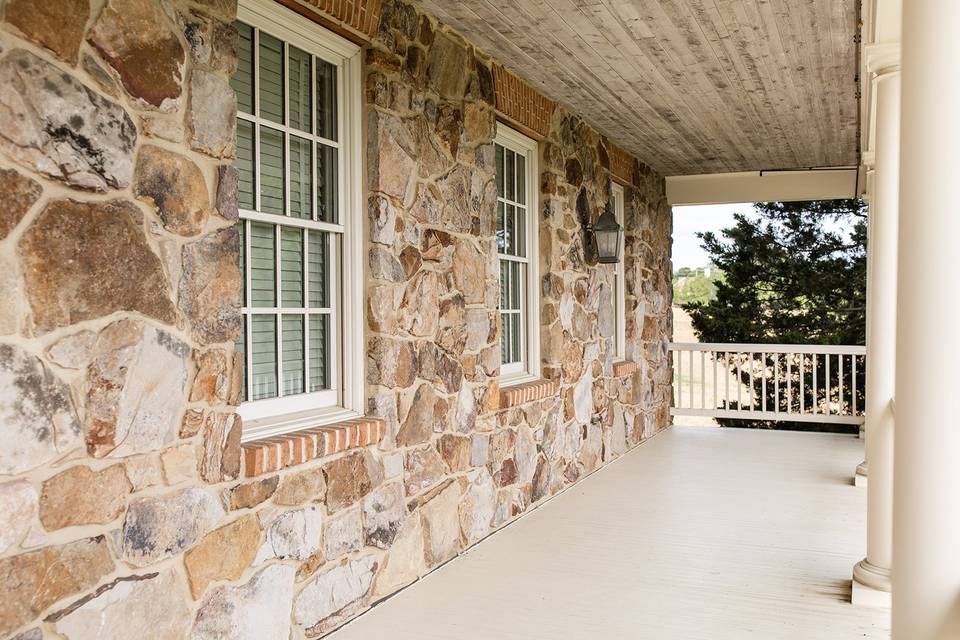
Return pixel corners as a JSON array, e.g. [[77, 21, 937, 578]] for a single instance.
[[672, 203, 755, 269]]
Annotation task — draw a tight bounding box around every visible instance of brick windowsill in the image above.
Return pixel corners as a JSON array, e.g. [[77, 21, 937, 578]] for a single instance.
[[499, 378, 559, 409], [612, 360, 638, 377], [242, 416, 386, 477]]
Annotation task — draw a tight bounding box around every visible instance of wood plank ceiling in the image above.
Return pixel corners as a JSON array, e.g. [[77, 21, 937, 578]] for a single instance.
[[413, 0, 860, 177]]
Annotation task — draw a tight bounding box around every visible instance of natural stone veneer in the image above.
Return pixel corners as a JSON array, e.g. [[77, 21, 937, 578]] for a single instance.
[[0, 0, 671, 637]]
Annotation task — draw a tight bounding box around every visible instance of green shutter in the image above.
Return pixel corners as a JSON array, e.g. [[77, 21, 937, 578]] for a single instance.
[[260, 127, 285, 215], [289, 136, 312, 219], [251, 315, 277, 400], [289, 46, 312, 133], [282, 314, 304, 395], [259, 32, 284, 124], [231, 22, 254, 114], [280, 227, 303, 307], [250, 222, 275, 307]]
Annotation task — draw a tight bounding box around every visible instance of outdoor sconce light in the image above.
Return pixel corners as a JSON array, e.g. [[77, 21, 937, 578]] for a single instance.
[[588, 201, 623, 264]]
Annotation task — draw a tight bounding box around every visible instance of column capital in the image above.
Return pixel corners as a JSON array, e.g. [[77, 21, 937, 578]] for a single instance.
[[865, 42, 901, 76]]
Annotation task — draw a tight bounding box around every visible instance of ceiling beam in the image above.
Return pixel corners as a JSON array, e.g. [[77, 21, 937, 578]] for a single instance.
[[666, 168, 863, 206]]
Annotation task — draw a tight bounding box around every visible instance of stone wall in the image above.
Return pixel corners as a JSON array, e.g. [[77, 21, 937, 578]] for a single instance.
[[0, 0, 671, 638]]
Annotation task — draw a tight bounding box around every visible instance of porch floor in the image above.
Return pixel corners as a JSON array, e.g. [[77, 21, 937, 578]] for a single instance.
[[330, 426, 890, 639]]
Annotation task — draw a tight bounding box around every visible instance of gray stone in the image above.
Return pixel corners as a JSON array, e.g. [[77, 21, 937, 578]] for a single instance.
[[464, 308, 491, 351], [255, 506, 322, 563], [54, 570, 191, 640], [45, 330, 97, 369], [573, 370, 594, 425], [459, 468, 496, 545], [0, 344, 81, 474], [369, 246, 407, 282], [191, 564, 295, 640], [420, 480, 462, 566], [85, 321, 190, 458], [216, 165, 239, 221], [373, 514, 425, 597], [323, 507, 363, 559], [0, 480, 38, 554], [0, 254, 24, 335], [0, 49, 137, 191], [363, 481, 405, 549], [294, 556, 377, 635], [121, 488, 225, 566], [179, 228, 243, 344], [368, 194, 396, 245], [189, 69, 237, 158]]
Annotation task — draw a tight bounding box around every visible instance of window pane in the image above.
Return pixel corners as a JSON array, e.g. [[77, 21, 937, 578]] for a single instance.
[[516, 206, 526, 258], [510, 313, 521, 363], [238, 222, 246, 305], [499, 260, 508, 309], [510, 261, 521, 309], [308, 230, 328, 307], [236, 120, 255, 210], [250, 222, 275, 307], [288, 46, 311, 133], [316, 59, 337, 140], [309, 315, 328, 391], [505, 149, 515, 201], [496, 201, 505, 253], [500, 312, 510, 365], [516, 154, 526, 205], [259, 32, 284, 124], [235, 328, 246, 402], [251, 315, 277, 400], [281, 314, 304, 395], [504, 204, 515, 255], [232, 22, 254, 114], [317, 144, 338, 223], [289, 136, 312, 219], [495, 145, 504, 197], [280, 227, 303, 307], [260, 127, 285, 215]]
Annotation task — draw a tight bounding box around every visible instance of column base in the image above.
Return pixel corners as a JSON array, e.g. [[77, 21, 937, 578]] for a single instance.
[[854, 460, 868, 487], [851, 559, 891, 607]]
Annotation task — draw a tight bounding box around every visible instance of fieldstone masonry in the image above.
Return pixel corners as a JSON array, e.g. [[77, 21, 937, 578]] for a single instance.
[[0, 0, 671, 638]]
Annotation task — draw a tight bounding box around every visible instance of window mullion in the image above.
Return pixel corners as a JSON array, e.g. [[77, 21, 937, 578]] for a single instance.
[[274, 226, 283, 397], [253, 27, 262, 213], [244, 219, 253, 402], [303, 230, 310, 392]]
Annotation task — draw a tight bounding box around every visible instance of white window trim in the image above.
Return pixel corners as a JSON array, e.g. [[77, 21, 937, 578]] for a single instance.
[[612, 183, 627, 361], [495, 123, 541, 387], [237, 0, 364, 441]]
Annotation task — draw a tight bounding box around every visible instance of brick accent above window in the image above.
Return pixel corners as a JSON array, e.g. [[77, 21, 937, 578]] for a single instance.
[[608, 142, 635, 186], [499, 379, 559, 408], [613, 360, 638, 377], [279, 0, 382, 41], [242, 416, 386, 477], [493, 64, 554, 140]]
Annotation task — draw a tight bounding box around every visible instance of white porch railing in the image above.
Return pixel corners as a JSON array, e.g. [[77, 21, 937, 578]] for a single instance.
[[670, 343, 867, 425]]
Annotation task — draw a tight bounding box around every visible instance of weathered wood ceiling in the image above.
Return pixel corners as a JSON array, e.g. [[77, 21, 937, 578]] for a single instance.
[[414, 0, 859, 177]]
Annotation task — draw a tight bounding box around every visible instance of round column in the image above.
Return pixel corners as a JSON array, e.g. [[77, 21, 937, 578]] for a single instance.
[[893, 0, 960, 637]]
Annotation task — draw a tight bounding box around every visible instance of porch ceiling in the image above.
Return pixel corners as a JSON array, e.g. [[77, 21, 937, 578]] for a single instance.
[[414, 0, 860, 177]]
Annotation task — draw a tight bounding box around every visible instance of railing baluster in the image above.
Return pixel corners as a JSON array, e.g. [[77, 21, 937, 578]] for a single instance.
[[676, 347, 682, 408], [688, 349, 694, 411], [700, 350, 706, 409], [787, 353, 792, 414], [712, 350, 717, 411], [852, 354, 858, 415], [825, 352, 831, 415], [812, 353, 818, 414], [724, 352, 729, 411], [748, 352, 754, 411], [761, 352, 767, 413], [838, 353, 844, 417], [799, 354, 805, 414], [774, 354, 780, 413], [736, 353, 742, 409]]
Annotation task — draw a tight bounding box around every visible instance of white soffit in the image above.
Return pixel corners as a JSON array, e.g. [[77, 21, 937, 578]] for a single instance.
[[666, 169, 863, 206]]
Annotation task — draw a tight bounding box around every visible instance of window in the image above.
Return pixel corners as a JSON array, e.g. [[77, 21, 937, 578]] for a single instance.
[[611, 183, 626, 360], [495, 124, 540, 383], [232, 0, 363, 439]]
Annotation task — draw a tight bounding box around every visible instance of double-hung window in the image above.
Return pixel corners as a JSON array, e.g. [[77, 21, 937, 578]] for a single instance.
[[231, 0, 363, 439], [611, 183, 627, 360], [495, 124, 540, 383]]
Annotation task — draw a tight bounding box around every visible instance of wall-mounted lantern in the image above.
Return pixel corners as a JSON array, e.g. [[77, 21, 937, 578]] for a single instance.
[[588, 201, 623, 264]]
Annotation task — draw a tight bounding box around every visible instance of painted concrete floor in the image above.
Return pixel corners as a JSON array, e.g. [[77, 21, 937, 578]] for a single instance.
[[330, 426, 891, 640]]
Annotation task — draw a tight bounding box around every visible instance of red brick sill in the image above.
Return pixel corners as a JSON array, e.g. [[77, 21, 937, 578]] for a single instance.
[[242, 416, 386, 478], [612, 360, 638, 377], [499, 378, 559, 409]]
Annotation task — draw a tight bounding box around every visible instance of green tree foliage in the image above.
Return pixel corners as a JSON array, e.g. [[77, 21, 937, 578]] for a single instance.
[[685, 199, 867, 429], [673, 266, 723, 306]]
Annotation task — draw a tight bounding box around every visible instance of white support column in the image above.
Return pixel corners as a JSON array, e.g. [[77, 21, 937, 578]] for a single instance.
[[854, 168, 875, 487], [892, 1, 960, 637], [851, 45, 899, 607]]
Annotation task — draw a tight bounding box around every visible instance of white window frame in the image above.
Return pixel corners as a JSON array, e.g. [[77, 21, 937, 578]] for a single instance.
[[495, 123, 540, 386], [611, 183, 627, 360], [236, 0, 364, 441]]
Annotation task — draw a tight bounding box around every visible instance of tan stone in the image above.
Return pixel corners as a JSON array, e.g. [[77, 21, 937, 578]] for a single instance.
[[124, 454, 164, 492], [192, 565, 295, 640], [0, 254, 24, 335], [39, 464, 131, 530], [367, 337, 417, 388], [0, 169, 41, 241], [274, 468, 326, 506], [4, 0, 89, 64], [404, 446, 447, 497], [191, 349, 230, 403], [161, 444, 197, 484], [439, 433, 472, 472], [0, 536, 114, 636], [134, 145, 210, 236], [0, 480, 38, 554], [420, 481, 462, 567], [199, 412, 241, 483], [179, 228, 243, 344], [184, 515, 260, 599], [396, 384, 440, 447], [227, 476, 279, 510], [181, 408, 206, 438], [189, 69, 237, 158], [323, 451, 376, 511], [19, 200, 176, 333], [88, 0, 185, 110], [323, 507, 363, 558], [294, 556, 377, 636], [373, 515, 425, 597], [452, 240, 486, 304], [120, 487, 224, 566]]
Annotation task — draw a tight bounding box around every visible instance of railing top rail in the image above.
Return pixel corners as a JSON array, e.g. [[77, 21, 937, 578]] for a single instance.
[[669, 342, 866, 355]]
